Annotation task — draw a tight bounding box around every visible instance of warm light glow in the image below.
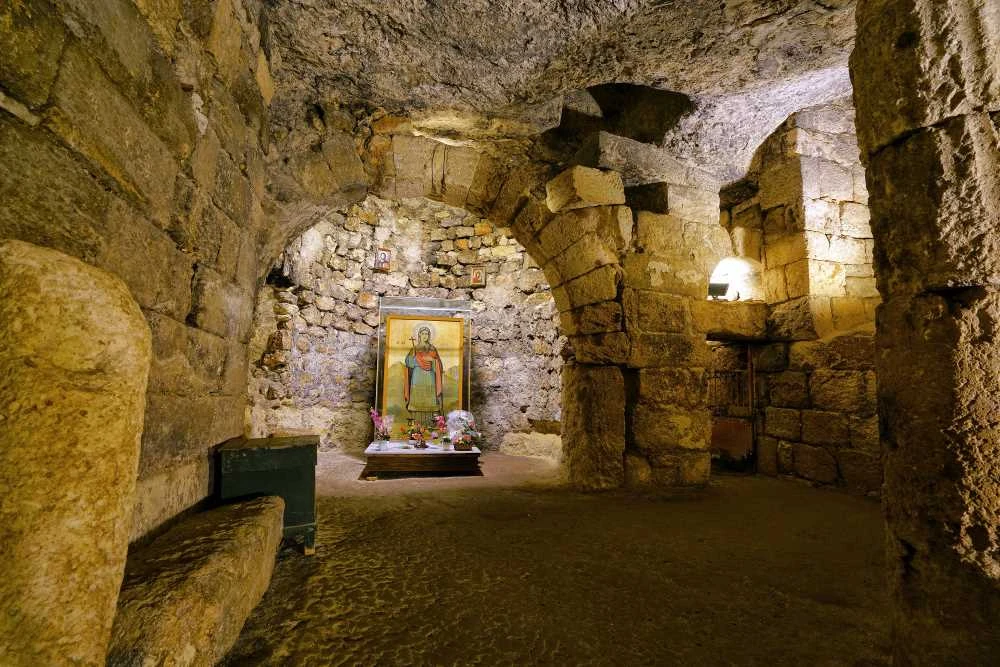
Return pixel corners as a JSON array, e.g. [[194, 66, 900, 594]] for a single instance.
[[708, 257, 763, 301]]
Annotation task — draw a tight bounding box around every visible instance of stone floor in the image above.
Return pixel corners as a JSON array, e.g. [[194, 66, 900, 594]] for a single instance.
[[223, 452, 890, 666]]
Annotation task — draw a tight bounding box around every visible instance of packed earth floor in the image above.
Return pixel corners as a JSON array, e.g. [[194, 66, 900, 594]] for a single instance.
[[224, 453, 889, 666]]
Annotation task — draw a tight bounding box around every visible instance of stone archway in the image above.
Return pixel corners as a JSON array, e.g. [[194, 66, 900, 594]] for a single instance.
[[852, 1, 1000, 662], [368, 130, 737, 490]]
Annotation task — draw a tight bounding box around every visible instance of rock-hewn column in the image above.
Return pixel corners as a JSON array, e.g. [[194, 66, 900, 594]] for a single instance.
[[852, 1, 1000, 662], [0, 241, 152, 664]]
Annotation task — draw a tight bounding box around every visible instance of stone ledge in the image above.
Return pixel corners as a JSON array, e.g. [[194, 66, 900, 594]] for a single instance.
[[108, 496, 284, 666], [692, 299, 768, 341]]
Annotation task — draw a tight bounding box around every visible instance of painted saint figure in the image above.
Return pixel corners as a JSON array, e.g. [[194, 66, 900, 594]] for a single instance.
[[404, 326, 444, 423]]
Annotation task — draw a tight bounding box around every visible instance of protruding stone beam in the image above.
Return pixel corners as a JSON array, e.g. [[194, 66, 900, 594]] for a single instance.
[[545, 165, 625, 213], [0, 241, 152, 664], [573, 131, 719, 189], [691, 300, 768, 341]]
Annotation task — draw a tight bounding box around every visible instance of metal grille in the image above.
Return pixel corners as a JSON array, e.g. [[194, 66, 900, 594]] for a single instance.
[[708, 370, 753, 417]]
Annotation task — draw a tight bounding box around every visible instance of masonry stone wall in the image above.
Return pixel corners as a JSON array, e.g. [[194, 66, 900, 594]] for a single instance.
[[248, 195, 562, 450], [724, 100, 878, 340], [712, 102, 883, 495], [0, 0, 280, 539], [753, 333, 880, 495]]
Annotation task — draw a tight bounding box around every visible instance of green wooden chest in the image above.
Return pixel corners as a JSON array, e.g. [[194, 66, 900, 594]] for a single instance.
[[218, 435, 318, 554]]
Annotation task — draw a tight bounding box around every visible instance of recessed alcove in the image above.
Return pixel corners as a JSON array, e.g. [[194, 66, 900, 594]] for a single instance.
[[247, 195, 564, 455], [707, 256, 764, 302]]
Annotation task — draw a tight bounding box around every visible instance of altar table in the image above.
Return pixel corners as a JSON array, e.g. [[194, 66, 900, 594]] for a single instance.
[[362, 440, 482, 478]]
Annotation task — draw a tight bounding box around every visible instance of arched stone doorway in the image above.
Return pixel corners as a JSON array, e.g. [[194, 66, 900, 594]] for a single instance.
[[365, 128, 737, 490]]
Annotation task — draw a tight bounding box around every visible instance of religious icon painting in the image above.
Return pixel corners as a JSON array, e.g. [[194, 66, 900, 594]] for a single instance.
[[468, 265, 486, 288], [381, 315, 464, 424], [373, 247, 391, 272]]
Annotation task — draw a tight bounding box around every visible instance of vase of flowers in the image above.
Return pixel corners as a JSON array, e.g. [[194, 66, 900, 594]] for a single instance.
[[430, 414, 447, 446], [369, 407, 393, 450], [450, 422, 483, 452], [402, 419, 431, 448]]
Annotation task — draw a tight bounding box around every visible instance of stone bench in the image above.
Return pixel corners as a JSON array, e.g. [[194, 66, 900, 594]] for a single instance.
[[107, 496, 284, 666]]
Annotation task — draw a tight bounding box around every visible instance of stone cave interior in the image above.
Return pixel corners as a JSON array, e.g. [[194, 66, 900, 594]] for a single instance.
[[0, 0, 998, 665]]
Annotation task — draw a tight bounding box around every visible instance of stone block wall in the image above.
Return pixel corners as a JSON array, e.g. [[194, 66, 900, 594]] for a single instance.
[[753, 332, 880, 495], [369, 127, 508, 215], [248, 195, 562, 450], [0, 0, 276, 539], [726, 100, 878, 340], [710, 103, 884, 495], [513, 163, 732, 490]]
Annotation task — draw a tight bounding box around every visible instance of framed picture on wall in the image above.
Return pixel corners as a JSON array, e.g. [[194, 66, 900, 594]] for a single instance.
[[373, 247, 391, 272], [468, 265, 486, 288], [380, 315, 465, 425]]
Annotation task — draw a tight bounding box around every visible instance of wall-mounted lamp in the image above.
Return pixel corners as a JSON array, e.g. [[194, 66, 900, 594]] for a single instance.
[[708, 256, 763, 301], [708, 282, 730, 300]]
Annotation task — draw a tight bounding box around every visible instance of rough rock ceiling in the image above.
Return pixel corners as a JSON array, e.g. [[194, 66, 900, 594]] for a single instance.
[[268, 0, 857, 177]]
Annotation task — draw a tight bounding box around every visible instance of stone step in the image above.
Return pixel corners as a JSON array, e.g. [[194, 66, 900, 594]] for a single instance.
[[107, 497, 284, 666]]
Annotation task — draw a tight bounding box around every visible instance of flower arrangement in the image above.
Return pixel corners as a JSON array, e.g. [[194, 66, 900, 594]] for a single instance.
[[430, 414, 447, 442], [452, 433, 475, 451], [442, 410, 484, 451], [451, 426, 483, 451], [401, 419, 432, 448], [369, 407, 393, 441]]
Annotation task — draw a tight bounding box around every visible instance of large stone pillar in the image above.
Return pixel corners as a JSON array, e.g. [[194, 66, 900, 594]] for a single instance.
[[852, 1, 1000, 662], [0, 241, 152, 664], [621, 178, 730, 487], [561, 363, 626, 490], [519, 161, 729, 490], [526, 165, 631, 490]]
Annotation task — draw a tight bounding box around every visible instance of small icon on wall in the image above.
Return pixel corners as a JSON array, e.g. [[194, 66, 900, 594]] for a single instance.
[[374, 248, 391, 272], [468, 265, 486, 288]]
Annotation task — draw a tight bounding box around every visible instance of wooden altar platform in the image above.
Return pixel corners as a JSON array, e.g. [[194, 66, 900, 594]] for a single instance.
[[362, 441, 482, 478]]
